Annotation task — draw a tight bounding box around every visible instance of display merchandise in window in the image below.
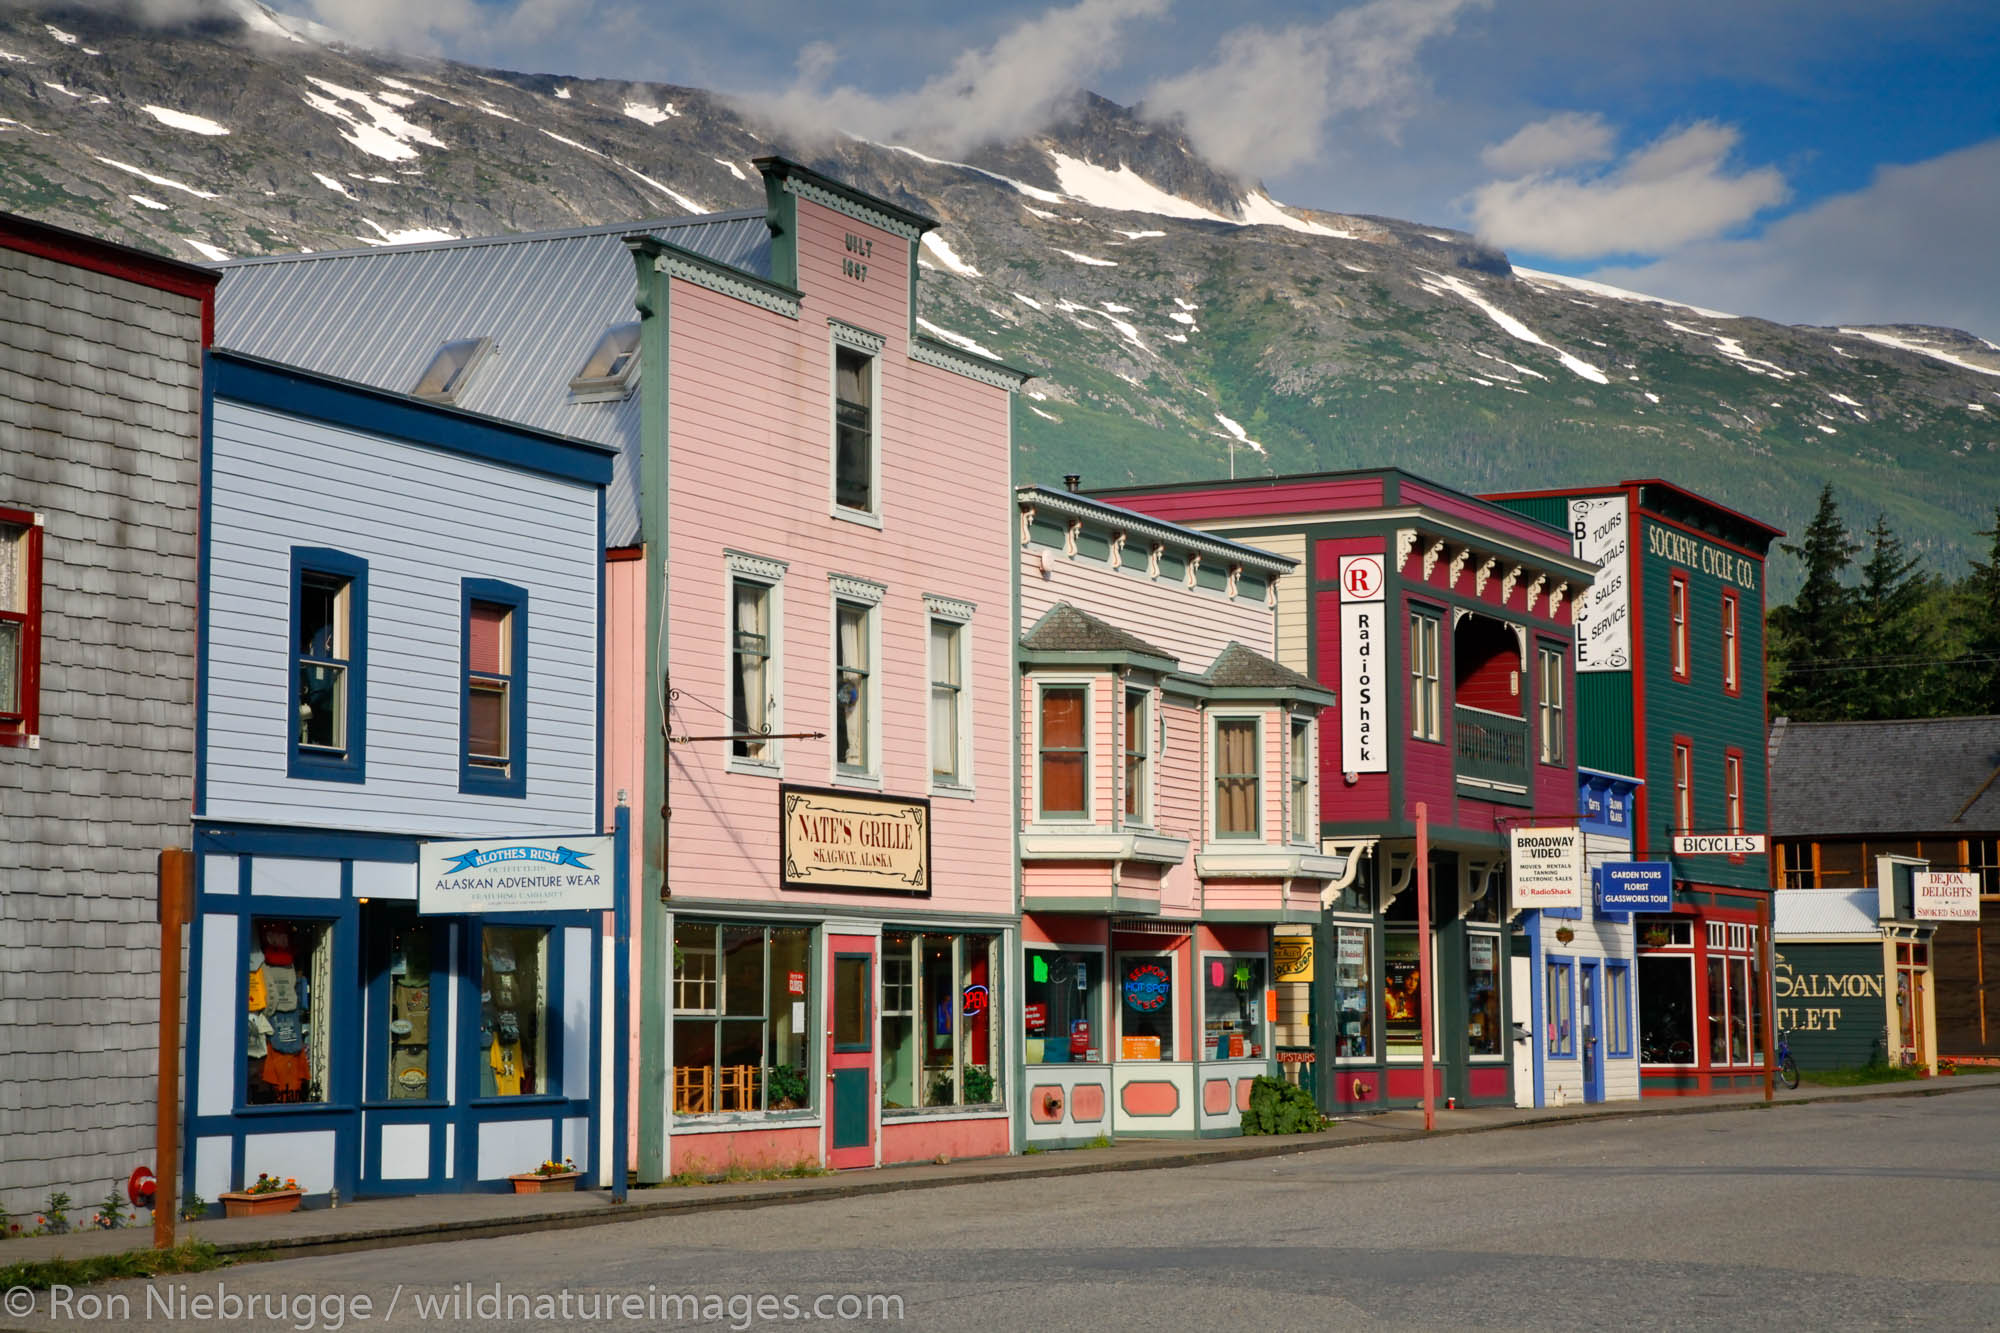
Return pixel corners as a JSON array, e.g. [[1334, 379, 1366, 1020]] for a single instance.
[[1118, 955, 1175, 1060], [1202, 955, 1267, 1060], [1332, 925, 1373, 1058], [1025, 948, 1100, 1064], [1466, 933, 1501, 1056], [672, 921, 813, 1115], [246, 918, 332, 1104], [369, 907, 436, 1101], [481, 926, 549, 1097], [1384, 932, 1423, 1058]]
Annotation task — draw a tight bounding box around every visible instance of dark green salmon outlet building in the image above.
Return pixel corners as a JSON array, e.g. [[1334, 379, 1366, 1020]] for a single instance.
[[1489, 481, 1782, 1096]]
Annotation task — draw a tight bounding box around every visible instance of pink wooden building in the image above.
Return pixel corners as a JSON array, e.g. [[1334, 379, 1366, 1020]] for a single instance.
[[1015, 484, 1342, 1142]]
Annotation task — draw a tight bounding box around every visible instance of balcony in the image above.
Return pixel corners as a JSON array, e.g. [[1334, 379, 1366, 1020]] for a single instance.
[[1454, 706, 1531, 804]]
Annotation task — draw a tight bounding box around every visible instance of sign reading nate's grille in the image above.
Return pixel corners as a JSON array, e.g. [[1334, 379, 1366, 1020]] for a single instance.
[[780, 786, 930, 895]]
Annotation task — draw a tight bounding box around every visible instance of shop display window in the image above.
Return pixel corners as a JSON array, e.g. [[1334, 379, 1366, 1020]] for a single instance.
[[1117, 954, 1176, 1060], [1384, 931, 1424, 1058], [1331, 924, 1373, 1059], [1201, 954, 1266, 1061], [672, 921, 814, 1116], [1025, 948, 1101, 1064], [1606, 963, 1633, 1057], [246, 917, 332, 1105], [1466, 932, 1501, 1057], [480, 925, 549, 1097], [1639, 954, 1695, 1064], [368, 907, 438, 1101], [880, 931, 998, 1111], [1545, 957, 1574, 1057]]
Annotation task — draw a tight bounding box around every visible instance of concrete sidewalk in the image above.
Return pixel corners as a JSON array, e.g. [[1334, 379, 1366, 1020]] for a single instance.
[[7, 1074, 1995, 1271]]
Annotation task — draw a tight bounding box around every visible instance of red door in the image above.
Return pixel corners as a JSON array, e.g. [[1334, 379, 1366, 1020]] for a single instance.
[[825, 934, 876, 1169]]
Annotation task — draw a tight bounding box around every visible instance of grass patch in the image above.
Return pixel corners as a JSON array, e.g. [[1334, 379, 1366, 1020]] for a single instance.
[[659, 1160, 831, 1188], [1800, 1064, 1930, 1087], [0, 1241, 229, 1292]]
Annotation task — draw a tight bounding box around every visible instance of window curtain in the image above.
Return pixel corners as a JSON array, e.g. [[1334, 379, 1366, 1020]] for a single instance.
[[1216, 720, 1258, 834], [1040, 689, 1085, 813], [733, 584, 768, 752], [837, 607, 867, 767], [929, 621, 959, 778]]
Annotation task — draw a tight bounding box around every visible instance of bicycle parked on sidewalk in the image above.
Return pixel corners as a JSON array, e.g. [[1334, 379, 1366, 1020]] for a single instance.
[[1776, 1032, 1800, 1089]]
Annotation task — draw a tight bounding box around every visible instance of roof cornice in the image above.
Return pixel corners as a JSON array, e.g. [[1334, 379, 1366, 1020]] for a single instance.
[[1019, 486, 1297, 575]]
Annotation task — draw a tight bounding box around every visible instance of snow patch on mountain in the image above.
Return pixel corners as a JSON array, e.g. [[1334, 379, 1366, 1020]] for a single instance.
[[714, 158, 746, 180], [45, 24, 76, 45], [618, 163, 704, 214], [1012, 292, 1044, 311], [359, 219, 456, 245], [1116, 229, 1165, 239], [874, 140, 1066, 204], [312, 172, 353, 197], [144, 105, 230, 136], [1214, 413, 1265, 456], [128, 194, 167, 210], [921, 232, 979, 277], [1838, 328, 2000, 378], [1513, 267, 1738, 320], [1238, 190, 1352, 238], [623, 101, 676, 126], [94, 155, 216, 198], [43, 81, 78, 97], [185, 239, 229, 261], [1419, 269, 1608, 385], [1057, 249, 1118, 267], [302, 77, 444, 162], [1047, 152, 1234, 224], [915, 317, 1002, 360], [1661, 320, 1796, 378]]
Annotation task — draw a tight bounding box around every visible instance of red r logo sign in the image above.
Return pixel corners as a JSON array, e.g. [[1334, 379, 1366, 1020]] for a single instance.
[[1342, 556, 1384, 600]]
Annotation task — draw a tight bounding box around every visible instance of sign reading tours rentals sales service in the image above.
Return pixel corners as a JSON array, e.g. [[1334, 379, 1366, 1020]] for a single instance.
[[419, 834, 615, 915], [781, 786, 931, 895], [1509, 827, 1585, 910], [1339, 551, 1388, 774]]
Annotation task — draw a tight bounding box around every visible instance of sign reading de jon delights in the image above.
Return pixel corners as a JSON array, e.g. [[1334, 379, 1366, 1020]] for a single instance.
[[781, 786, 930, 895]]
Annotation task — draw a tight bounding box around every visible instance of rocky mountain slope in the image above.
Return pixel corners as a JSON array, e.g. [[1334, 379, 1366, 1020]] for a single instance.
[[4, 2, 1996, 591]]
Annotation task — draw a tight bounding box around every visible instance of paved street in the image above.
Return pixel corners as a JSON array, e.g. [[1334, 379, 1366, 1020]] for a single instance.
[[9, 1087, 1999, 1331]]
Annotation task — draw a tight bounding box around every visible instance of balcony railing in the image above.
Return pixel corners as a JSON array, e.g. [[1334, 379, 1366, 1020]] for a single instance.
[[1454, 706, 1530, 802]]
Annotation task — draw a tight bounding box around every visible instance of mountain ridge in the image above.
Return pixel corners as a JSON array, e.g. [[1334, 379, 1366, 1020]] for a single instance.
[[3, 2, 1995, 593]]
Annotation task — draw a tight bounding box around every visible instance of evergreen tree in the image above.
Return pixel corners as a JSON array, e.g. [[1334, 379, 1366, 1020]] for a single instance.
[[1848, 513, 1933, 718], [1958, 505, 2000, 714], [1770, 483, 1859, 720]]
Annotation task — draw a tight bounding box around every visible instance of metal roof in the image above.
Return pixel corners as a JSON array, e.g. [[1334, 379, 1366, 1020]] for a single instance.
[[212, 210, 772, 547], [1773, 887, 1881, 938]]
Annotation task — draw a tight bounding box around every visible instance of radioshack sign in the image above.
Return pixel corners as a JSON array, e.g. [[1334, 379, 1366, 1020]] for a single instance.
[[1510, 827, 1584, 910], [1339, 552, 1387, 775]]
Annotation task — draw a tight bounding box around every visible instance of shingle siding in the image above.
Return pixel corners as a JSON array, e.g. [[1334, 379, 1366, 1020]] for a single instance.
[[0, 247, 202, 1214]]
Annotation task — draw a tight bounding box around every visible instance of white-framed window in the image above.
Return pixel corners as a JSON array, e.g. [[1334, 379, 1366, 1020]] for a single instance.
[[725, 552, 786, 775], [1670, 573, 1691, 682], [1674, 740, 1693, 832], [1124, 686, 1151, 825], [1289, 716, 1314, 844], [1537, 643, 1565, 765], [828, 574, 884, 782], [1410, 612, 1441, 741], [1724, 751, 1744, 834], [926, 595, 973, 793], [1213, 713, 1262, 839], [829, 322, 884, 524], [1035, 679, 1092, 821], [1116, 952, 1177, 1060]]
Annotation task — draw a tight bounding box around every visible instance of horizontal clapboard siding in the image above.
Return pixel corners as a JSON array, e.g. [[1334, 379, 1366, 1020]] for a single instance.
[[202, 399, 599, 836]]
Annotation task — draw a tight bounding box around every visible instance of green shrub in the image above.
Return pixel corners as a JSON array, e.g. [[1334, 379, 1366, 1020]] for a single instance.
[[1243, 1076, 1324, 1135]]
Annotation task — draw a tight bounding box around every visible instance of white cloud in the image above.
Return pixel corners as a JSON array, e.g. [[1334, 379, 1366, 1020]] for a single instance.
[[1140, 0, 1483, 180], [1479, 111, 1613, 175], [1469, 120, 1787, 259], [746, 0, 1169, 154], [1591, 136, 2000, 339]]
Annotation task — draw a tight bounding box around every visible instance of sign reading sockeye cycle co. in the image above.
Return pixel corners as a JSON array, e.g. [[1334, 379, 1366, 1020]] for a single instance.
[[780, 786, 931, 895], [418, 835, 615, 914]]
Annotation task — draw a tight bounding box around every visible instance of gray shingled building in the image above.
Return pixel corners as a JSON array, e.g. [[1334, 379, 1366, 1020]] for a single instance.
[[1, 214, 214, 1216]]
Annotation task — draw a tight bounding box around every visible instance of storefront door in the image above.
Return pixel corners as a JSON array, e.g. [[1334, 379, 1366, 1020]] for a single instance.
[[826, 937, 876, 1169], [1580, 961, 1603, 1104], [358, 907, 458, 1194]]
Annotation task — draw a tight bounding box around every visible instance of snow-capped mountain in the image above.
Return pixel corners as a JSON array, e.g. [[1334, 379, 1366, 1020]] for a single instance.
[[3, 2, 1995, 586]]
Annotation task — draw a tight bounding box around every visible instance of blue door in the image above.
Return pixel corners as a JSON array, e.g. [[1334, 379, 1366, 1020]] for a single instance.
[[1580, 961, 1604, 1104]]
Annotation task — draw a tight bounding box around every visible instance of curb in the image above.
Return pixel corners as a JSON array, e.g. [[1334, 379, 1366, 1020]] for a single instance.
[[30, 1077, 2000, 1270]]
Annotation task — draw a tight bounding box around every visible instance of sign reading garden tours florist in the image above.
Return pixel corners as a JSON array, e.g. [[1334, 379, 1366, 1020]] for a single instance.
[[1509, 827, 1585, 910], [780, 786, 930, 895], [419, 835, 614, 914]]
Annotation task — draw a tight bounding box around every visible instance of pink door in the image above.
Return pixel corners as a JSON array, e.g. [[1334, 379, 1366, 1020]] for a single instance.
[[826, 934, 876, 1169]]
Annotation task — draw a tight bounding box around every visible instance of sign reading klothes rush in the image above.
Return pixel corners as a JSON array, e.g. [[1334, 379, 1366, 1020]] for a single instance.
[[1913, 871, 1980, 921], [1672, 834, 1767, 856], [780, 786, 930, 895], [419, 835, 614, 914], [1509, 827, 1584, 910]]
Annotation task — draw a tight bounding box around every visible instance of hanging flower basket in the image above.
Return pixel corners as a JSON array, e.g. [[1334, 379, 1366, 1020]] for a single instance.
[[1554, 926, 1576, 944]]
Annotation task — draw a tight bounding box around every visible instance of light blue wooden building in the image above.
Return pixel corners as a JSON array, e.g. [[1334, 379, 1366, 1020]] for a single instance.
[[183, 352, 615, 1204]]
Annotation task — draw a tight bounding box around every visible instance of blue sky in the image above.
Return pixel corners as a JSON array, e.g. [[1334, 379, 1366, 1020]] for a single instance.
[[293, 0, 2000, 336]]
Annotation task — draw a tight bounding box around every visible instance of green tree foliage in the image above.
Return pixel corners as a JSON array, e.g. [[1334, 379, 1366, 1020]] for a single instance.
[[1848, 514, 1937, 718], [1770, 484, 1859, 720], [1956, 506, 2000, 715]]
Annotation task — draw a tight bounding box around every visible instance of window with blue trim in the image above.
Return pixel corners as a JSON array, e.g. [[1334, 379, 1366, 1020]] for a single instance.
[[461, 579, 528, 797], [1606, 962, 1632, 1057], [289, 548, 367, 782], [1545, 957, 1575, 1057]]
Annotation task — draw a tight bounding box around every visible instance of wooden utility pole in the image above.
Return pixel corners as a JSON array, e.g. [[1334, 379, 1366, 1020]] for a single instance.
[[1416, 804, 1435, 1131], [156, 848, 192, 1249]]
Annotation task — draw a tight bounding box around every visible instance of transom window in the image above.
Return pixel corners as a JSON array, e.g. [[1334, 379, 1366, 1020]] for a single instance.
[[1214, 717, 1260, 838], [833, 346, 875, 514]]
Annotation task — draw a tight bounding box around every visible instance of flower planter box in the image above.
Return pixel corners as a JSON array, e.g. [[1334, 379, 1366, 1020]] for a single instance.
[[509, 1172, 582, 1194], [219, 1189, 303, 1218]]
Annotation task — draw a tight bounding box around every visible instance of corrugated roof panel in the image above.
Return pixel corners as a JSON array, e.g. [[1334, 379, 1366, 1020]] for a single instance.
[[212, 210, 773, 548], [1773, 888, 1880, 938]]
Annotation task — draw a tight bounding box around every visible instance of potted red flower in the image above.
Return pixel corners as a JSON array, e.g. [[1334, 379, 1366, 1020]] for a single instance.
[[508, 1158, 581, 1193], [219, 1173, 304, 1217]]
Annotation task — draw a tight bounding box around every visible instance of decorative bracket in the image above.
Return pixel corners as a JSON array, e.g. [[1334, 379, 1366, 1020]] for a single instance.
[[1474, 557, 1497, 598], [1110, 531, 1127, 567], [1449, 547, 1472, 588], [1019, 505, 1036, 545], [1148, 543, 1164, 579], [1501, 564, 1522, 605], [1064, 521, 1081, 558], [1549, 581, 1570, 617], [1185, 553, 1200, 589], [1396, 528, 1419, 572], [1525, 572, 1547, 615], [1226, 563, 1242, 598]]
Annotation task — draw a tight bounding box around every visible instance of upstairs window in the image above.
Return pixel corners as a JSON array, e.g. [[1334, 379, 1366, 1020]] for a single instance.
[[1290, 718, 1313, 843], [833, 346, 876, 516], [1720, 590, 1741, 696], [1214, 717, 1261, 838], [1537, 644, 1565, 765], [1124, 688, 1150, 823], [732, 579, 775, 764], [289, 548, 367, 782], [834, 600, 874, 775], [0, 509, 42, 745], [569, 321, 641, 400], [1410, 612, 1440, 741], [1669, 573, 1691, 682], [929, 617, 966, 786], [1037, 685, 1088, 819], [413, 336, 493, 404], [1724, 750, 1744, 835], [461, 579, 527, 797], [1673, 739, 1693, 833]]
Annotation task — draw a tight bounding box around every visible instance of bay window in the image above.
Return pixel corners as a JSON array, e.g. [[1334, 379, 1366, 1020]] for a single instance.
[[1037, 684, 1088, 819], [1214, 716, 1260, 838]]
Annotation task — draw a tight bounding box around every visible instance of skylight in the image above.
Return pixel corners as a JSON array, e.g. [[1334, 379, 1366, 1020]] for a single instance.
[[569, 322, 641, 399], [413, 336, 493, 403]]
